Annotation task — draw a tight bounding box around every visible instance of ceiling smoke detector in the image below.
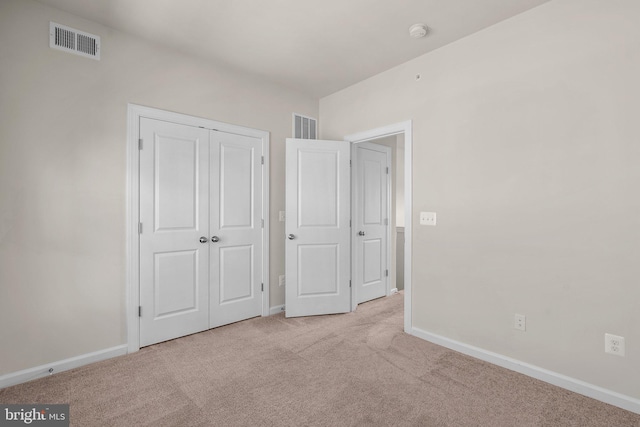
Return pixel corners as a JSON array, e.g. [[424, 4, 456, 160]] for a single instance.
[[409, 23, 428, 39]]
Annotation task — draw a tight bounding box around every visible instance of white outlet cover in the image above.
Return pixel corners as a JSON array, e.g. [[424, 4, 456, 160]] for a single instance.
[[420, 211, 436, 226], [514, 314, 526, 331], [605, 333, 625, 356]]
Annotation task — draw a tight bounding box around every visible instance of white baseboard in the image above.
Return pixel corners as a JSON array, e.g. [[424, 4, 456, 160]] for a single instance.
[[410, 327, 640, 415], [0, 345, 128, 389], [269, 304, 285, 315]]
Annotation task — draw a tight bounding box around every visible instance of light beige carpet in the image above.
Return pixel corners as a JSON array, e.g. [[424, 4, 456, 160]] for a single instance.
[[1, 292, 639, 426]]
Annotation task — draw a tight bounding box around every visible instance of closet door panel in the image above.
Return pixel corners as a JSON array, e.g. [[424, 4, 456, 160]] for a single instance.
[[210, 131, 263, 328]]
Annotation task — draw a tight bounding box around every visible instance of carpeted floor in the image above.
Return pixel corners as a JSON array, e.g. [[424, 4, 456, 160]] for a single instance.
[[1, 292, 639, 426]]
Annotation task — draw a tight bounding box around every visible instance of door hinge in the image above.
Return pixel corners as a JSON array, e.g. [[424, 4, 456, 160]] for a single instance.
[[386, 167, 389, 174], [138, 222, 142, 234], [349, 280, 352, 288], [350, 220, 352, 227], [385, 269, 389, 277], [349, 160, 352, 167], [384, 218, 388, 226], [261, 219, 264, 228], [261, 283, 264, 292], [138, 138, 143, 150], [138, 306, 142, 317], [261, 156, 264, 165]]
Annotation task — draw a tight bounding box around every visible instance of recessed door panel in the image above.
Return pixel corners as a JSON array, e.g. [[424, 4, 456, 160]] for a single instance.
[[363, 239, 382, 285], [285, 139, 351, 317], [154, 250, 198, 317], [363, 159, 382, 225], [219, 245, 253, 303], [220, 144, 253, 229], [154, 135, 199, 231], [298, 150, 338, 227], [298, 245, 338, 296]]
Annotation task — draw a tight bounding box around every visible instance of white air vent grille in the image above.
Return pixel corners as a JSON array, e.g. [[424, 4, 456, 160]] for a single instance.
[[50, 22, 100, 60], [293, 114, 317, 139]]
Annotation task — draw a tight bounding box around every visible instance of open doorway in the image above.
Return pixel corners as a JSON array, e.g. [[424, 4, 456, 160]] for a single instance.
[[353, 134, 405, 299], [346, 121, 412, 333], [283, 121, 412, 332]]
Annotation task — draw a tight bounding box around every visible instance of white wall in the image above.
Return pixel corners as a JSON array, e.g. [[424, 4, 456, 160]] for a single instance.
[[0, 0, 316, 375], [320, 0, 640, 400]]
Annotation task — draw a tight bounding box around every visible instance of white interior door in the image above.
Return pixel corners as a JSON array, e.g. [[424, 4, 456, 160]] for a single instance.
[[139, 118, 210, 346], [209, 131, 263, 328], [285, 138, 351, 317], [354, 142, 390, 304]]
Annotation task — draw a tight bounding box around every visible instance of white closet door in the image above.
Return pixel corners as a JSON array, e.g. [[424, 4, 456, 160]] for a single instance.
[[209, 131, 263, 328], [285, 138, 351, 317], [139, 118, 210, 346]]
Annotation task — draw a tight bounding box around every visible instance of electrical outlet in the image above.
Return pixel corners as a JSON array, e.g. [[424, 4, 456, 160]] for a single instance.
[[514, 314, 526, 331], [279, 275, 285, 287], [605, 333, 625, 356], [419, 212, 436, 226]]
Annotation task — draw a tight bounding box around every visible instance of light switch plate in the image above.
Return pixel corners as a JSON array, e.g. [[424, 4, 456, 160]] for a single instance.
[[420, 212, 436, 226]]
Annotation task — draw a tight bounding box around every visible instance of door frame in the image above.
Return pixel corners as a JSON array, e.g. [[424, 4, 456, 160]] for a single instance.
[[351, 142, 392, 304], [126, 104, 270, 353], [345, 121, 412, 333]]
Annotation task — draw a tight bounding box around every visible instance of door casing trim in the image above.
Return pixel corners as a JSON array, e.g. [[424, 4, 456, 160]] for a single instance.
[[126, 104, 270, 353], [345, 121, 412, 333]]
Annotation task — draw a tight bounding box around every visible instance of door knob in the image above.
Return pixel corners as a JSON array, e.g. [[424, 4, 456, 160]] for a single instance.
[[211, 236, 220, 243], [199, 236, 208, 243], [287, 234, 295, 240], [358, 231, 365, 236]]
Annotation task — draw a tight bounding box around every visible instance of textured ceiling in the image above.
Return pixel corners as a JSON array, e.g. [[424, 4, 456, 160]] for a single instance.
[[36, 0, 551, 98]]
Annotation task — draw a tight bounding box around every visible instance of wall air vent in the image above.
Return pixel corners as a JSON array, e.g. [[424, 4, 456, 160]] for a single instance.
[[293, 113, 317, 139], [50, 22, 100, 60]]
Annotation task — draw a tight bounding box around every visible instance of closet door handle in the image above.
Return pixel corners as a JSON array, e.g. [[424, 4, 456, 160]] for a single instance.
[[287, 234, 295, 240], [199, 236, 208, 243], [211, 236, 220, 243], [358, 231, 365, 236]]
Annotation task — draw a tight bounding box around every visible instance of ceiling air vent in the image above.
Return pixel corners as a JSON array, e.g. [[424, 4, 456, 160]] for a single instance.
[[293, 113, 317, 139], [50, 22, 100, 60]]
